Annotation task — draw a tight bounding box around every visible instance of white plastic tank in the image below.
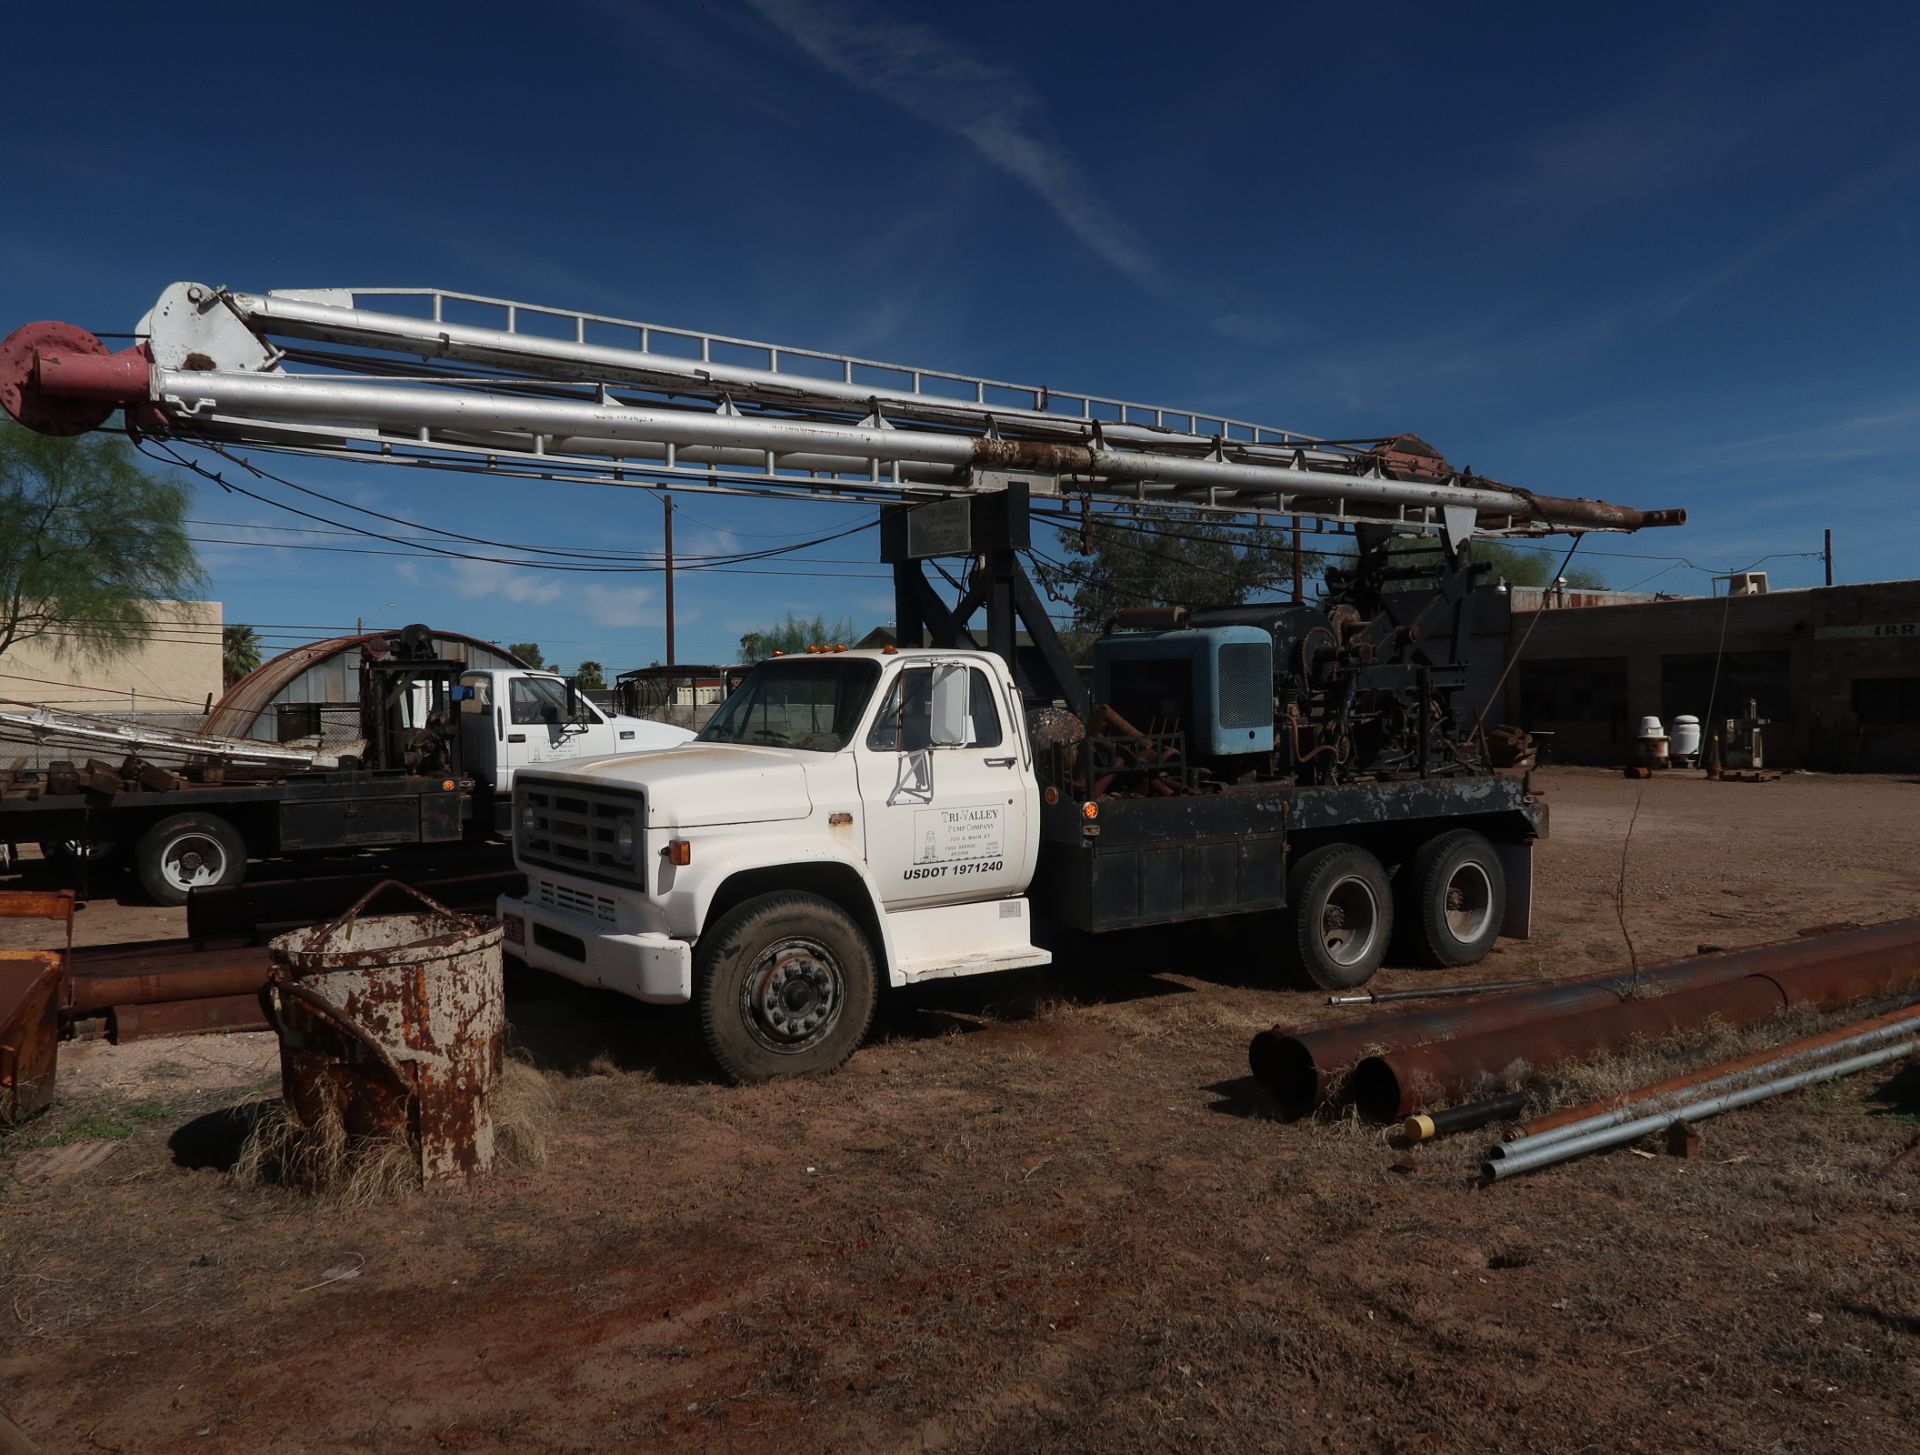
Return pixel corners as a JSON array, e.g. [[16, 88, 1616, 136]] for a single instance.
[[1637, 715, 1665, 739], [1670, 714, 1702, 760]]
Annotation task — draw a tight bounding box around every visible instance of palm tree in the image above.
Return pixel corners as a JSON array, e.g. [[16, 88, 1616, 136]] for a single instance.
[[222, 623, 262, 686]]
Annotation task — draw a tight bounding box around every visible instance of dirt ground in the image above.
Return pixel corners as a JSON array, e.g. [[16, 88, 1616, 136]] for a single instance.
[[4, 767, 1920, 1453]]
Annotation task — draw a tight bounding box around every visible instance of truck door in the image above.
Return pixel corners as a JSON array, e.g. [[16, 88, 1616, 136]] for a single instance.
[[855, 661, 1032, 909], [500, 675, 602, 784], [458, 671, 501, 786]]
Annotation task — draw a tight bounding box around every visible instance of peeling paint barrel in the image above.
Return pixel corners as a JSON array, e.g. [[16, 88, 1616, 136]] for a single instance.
[[264, 881, 504, 1183]]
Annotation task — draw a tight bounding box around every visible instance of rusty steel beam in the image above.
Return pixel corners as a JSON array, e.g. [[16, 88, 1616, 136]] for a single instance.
[[107, 995, 270, 1043], [1249, 917, 1920, 1118], [1349, 933, 1920, 1121]]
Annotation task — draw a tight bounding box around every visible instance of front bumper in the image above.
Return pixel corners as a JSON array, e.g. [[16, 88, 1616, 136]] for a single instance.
[[498, 893, 692, 1004]]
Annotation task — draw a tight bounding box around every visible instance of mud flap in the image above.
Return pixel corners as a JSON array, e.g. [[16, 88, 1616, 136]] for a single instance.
[[1495, 839, 1533, 940]]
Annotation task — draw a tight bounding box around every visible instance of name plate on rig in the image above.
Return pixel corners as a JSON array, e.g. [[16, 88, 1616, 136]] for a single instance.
[[905, 497, 972, 558]]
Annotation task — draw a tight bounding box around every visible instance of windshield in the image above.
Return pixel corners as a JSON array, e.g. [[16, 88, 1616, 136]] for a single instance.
[[698, 658, 881, 752]]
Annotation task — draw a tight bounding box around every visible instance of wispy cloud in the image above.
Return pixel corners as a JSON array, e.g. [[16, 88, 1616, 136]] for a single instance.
[[744, 0, 1169, 296], [1654, 141, 1920, 318], [446, 560, 563, 607], [1697, 402, 1920, 464], [579, 584, 659, 628]]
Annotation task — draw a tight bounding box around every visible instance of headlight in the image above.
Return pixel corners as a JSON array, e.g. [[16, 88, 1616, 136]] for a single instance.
[[520, 802, 538, 833], [614, 818, 636, 860]]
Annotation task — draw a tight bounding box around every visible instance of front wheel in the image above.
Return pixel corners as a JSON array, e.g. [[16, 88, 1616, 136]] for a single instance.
[[695, 892, 878, 1084], [1287, 843, 1393, 991], [133, 813, 247, 906]]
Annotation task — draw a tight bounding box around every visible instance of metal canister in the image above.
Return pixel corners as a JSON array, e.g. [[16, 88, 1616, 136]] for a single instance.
[[265, 881, 504, 1182]]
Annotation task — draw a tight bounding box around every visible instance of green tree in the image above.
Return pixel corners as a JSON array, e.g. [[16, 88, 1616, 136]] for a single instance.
[[1470, 539, 1605, 590], [1378, 536, 1606, 590], [508, 642, 546, 669], [574, 659, 606, 690], [0, 424, 203, 660], [1049, 511, 1329, 631], [738, 613, 858, 661], [222, 623, 262, 686]]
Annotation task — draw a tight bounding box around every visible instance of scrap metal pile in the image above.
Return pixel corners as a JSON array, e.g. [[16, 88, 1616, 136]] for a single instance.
[[1249, 917, 1920, 1179]]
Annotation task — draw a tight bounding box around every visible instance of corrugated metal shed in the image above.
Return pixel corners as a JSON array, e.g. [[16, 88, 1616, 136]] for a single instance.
[[202, 630, 528, 741]]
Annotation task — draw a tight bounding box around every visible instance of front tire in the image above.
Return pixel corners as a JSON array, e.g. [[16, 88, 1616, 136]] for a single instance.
[[695, 892, 878, 1084], [134, 813, 246, 906], [1403, 829, 1506, 967], [1287, 843, 1393, 991]]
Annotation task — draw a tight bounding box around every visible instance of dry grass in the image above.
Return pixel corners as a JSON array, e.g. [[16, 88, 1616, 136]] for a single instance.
[[234, 1058, 556, 1200], [233, 1086, 419, 1205], [493, 1056, 556, 1170], [1538, 998, 1913, 1115]]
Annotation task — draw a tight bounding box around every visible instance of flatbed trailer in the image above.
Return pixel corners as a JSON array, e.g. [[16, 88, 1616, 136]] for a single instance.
[[1031, 774, 1542, 937], [0, 768, 480, 904]]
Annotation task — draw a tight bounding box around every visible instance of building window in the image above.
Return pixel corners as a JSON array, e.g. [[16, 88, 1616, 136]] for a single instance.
[[1661, 650, 1791, 723], [1852, 678, 1920, 725], [1516, 658, 1628, 723]]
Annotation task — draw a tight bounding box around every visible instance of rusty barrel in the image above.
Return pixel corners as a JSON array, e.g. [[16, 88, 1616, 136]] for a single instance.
[[265, 881, 504, 1182]]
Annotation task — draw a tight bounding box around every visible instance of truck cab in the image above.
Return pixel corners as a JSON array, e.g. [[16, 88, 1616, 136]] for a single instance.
[[458, 668, 695, 807], [499, 649, 1053, 1081]]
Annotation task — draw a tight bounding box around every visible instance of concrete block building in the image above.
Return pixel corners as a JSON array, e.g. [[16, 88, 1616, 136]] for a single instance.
[[1501, 580, 1920, 771]]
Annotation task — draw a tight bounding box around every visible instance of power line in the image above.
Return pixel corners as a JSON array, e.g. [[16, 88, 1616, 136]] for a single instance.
[[145, 439, 882, 575], [179, 533, 892, 577]]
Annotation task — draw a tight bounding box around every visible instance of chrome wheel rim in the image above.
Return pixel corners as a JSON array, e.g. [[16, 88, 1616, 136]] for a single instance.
[[740, 936, 844, 1054], [1444, 861, 1495, 944], [159, 832, 227, 892], [1321, 875, 1381, 967]]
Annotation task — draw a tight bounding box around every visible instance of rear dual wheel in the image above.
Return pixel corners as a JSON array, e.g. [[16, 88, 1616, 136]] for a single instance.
[[1287, 844, 1393, 991], [1401, 829, 1506, 968], [1284, 830, 1508, 989]]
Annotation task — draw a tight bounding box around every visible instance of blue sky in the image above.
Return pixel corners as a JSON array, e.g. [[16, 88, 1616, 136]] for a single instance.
[[5, 2, 1918, 671]]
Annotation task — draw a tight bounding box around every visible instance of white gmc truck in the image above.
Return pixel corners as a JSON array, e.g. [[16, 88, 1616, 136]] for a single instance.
[[499, 645, 1544, 1083]]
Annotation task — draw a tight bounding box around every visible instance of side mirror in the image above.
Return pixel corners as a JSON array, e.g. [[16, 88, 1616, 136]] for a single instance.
[[929, 664, 969, 747]]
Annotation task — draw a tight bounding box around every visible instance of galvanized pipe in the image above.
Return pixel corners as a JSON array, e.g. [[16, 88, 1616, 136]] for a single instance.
[[1484, 1039, 1920, 1181], [1350, 933, 1920, 1121], [1500, 1000, 1920, 1154], [6, 309, 1683, 532], [226, 291, 1304, 458]]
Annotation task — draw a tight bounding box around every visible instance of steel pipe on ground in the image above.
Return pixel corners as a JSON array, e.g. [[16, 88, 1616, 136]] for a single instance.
[[1503, 1000, 1920, 1152], [65, 955, 271, 1015], [1349, 935, 1920, 1121], [1249, 918, 1920, 1119], [1485, 1039, 1920, 1181]]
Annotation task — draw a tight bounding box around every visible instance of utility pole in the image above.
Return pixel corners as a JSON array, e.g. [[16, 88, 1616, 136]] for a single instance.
[[663, 492, 676, 666], [1823, 528, 1833, 587], [1291, 515, 1305, 604]]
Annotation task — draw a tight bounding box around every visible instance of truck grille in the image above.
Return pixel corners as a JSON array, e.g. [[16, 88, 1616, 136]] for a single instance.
[[517, 778, 646, 890], [535, 878, 617, 923]]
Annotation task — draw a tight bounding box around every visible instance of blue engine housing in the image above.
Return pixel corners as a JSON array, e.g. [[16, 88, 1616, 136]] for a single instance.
[[1092, 625, 1275, 758]]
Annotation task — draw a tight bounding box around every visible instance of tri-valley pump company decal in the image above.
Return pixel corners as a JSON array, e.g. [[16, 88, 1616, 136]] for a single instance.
[[904, 805, 1006, 880]]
